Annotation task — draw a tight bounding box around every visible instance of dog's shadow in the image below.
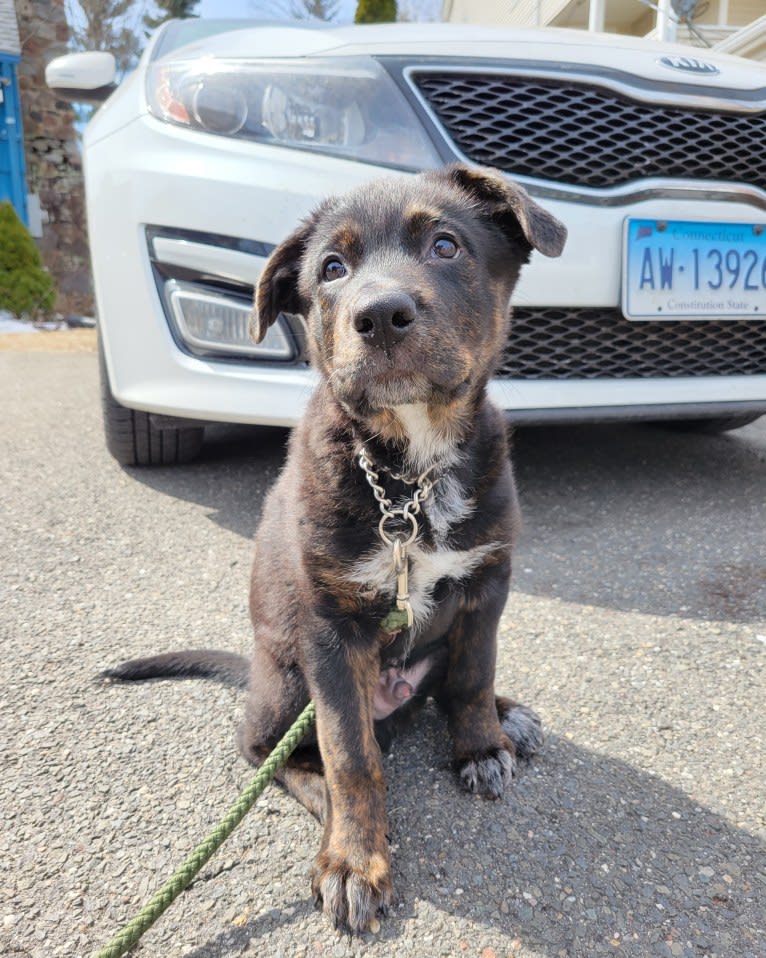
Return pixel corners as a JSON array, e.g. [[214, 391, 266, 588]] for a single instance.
[[183, 707, 763, 956]]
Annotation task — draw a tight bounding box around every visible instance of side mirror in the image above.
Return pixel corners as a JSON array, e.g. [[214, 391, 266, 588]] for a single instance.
[[45, 52, 118, 103]]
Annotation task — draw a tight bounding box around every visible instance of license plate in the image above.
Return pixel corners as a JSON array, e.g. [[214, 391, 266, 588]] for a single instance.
[[622, 218, 766, 320]]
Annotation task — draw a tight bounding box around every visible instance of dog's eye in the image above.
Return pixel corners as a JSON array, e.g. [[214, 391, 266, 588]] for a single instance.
[[431, 237, 459, 259], [322, 258, 347, 282]]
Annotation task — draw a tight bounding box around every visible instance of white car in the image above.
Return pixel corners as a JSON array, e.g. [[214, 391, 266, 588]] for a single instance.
[[48, 20, 766, 465]]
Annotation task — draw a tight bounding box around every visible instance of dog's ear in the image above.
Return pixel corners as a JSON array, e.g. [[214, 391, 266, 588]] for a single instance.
[[250, 216, 317, 343], [443, 164, 567, 258]]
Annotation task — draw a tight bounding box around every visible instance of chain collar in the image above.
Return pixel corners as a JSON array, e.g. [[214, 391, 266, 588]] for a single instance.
[[357, 447, 441, 635], [357, 447, 437, 547]]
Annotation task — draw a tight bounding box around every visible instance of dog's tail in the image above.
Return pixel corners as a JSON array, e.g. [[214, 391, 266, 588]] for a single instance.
[[102, 650, 249, 689]]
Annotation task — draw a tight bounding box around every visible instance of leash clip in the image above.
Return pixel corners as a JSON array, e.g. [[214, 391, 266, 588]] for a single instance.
[[392, 539, 414, 629]]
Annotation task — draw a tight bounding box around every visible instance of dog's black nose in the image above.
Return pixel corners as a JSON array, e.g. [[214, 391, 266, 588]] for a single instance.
[[353, 292, 416, 349]]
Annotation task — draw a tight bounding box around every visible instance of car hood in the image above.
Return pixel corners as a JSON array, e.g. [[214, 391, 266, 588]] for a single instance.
[[161, 21, 766, 94]]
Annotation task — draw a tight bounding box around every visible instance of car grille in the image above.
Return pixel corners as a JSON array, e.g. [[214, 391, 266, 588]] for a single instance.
[[499, 308, 766, 379], [412, 72, 766, 191]]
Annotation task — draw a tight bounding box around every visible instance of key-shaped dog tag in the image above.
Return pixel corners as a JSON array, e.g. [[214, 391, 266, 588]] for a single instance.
[[392, 539, 414, 629]]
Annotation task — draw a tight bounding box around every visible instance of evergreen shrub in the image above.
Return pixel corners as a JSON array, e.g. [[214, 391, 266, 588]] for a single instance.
[[355, 0, 397, 23], [0, 201, 56, 318]]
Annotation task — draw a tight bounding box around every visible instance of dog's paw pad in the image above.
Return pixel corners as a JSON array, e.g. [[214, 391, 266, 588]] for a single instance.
[[500, 704, 544, 760], [459, 747, 516, 799]]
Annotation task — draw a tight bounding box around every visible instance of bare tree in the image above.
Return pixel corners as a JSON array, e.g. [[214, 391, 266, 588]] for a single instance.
[[290, 0, 339, 19], [65, 0, 145, 74], [258, 0, 340, 19], [144, 0, 199, 32]]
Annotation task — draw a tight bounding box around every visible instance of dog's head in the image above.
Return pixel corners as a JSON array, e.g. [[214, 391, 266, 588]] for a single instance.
[[252, 164, 565, 430]]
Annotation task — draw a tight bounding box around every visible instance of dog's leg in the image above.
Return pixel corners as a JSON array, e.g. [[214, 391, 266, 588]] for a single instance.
[[240, 731, 328, 821], [238, 635, 330, 821], [441, 560, 522, 799], [305, 634, 393, 934]]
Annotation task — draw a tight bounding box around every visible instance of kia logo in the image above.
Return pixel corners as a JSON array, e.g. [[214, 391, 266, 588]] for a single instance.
[[659, 55, 720, 76]]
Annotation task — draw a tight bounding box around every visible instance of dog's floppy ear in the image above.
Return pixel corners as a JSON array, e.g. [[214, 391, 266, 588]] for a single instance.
[[444, 164, 567, 258], [250, 215, 317, 343]]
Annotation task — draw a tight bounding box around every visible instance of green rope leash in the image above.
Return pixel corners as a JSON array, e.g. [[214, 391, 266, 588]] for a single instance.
[[94, 700, 316, 958]]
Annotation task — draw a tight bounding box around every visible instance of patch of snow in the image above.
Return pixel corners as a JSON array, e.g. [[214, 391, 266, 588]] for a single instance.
[[0, 313, 39, 334]]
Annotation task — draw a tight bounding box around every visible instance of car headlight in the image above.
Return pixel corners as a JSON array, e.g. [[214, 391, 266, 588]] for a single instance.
[[163, 279, 296, 360], [146, 56, 440, 170]]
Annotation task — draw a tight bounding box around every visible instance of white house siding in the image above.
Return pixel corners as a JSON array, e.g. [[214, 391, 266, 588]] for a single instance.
[[0, 0, 21, 57]]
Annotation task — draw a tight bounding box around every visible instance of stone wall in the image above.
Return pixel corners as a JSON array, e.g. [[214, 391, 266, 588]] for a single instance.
[[15, 0, 93, 316]]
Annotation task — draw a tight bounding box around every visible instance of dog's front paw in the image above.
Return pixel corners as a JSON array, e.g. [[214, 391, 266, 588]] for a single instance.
[[499, 702, 544, 760], [312, 849, 393, 934], [458, 746, 516, 799]]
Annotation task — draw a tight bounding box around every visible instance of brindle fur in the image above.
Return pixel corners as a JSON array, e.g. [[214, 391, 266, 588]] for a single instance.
[[104, 165, 566, 934]]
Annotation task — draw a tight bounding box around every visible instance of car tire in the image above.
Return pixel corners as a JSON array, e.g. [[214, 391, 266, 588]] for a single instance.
[[659, 413, 762, 435], [98, 338, 204, 466]]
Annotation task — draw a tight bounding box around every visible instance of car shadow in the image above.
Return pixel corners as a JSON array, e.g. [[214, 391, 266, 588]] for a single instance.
[[510, 421, 766, 624], [127, 423, 291, 540], [182, 706, 763, 957], [129, 420, 765, 625]]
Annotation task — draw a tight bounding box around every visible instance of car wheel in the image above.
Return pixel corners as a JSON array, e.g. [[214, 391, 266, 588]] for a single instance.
[[659, 413, 762, 435], [98, 338, 204, 466]]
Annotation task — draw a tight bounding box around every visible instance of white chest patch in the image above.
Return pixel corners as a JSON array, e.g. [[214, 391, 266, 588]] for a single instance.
[[392, 403, 459, 474], [428, 472, 474, 540], [347, 537, 502, 629], [350, 402, 501, 629]]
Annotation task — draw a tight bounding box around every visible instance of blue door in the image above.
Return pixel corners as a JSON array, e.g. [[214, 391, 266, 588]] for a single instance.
[[0, 55, 27, 226]]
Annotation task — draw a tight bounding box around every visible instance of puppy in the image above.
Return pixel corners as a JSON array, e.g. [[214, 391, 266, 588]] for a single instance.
[[106, 164, 566, 933]]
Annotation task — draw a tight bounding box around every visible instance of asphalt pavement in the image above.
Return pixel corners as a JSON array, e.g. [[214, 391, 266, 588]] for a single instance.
[[1, 349, 764, 958]]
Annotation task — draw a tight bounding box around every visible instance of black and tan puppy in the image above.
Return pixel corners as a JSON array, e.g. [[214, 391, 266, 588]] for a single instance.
[[106, 164, 566, 933]]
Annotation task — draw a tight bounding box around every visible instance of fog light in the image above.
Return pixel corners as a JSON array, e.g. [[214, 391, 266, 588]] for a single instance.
[[165, 280, 294, 360]]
